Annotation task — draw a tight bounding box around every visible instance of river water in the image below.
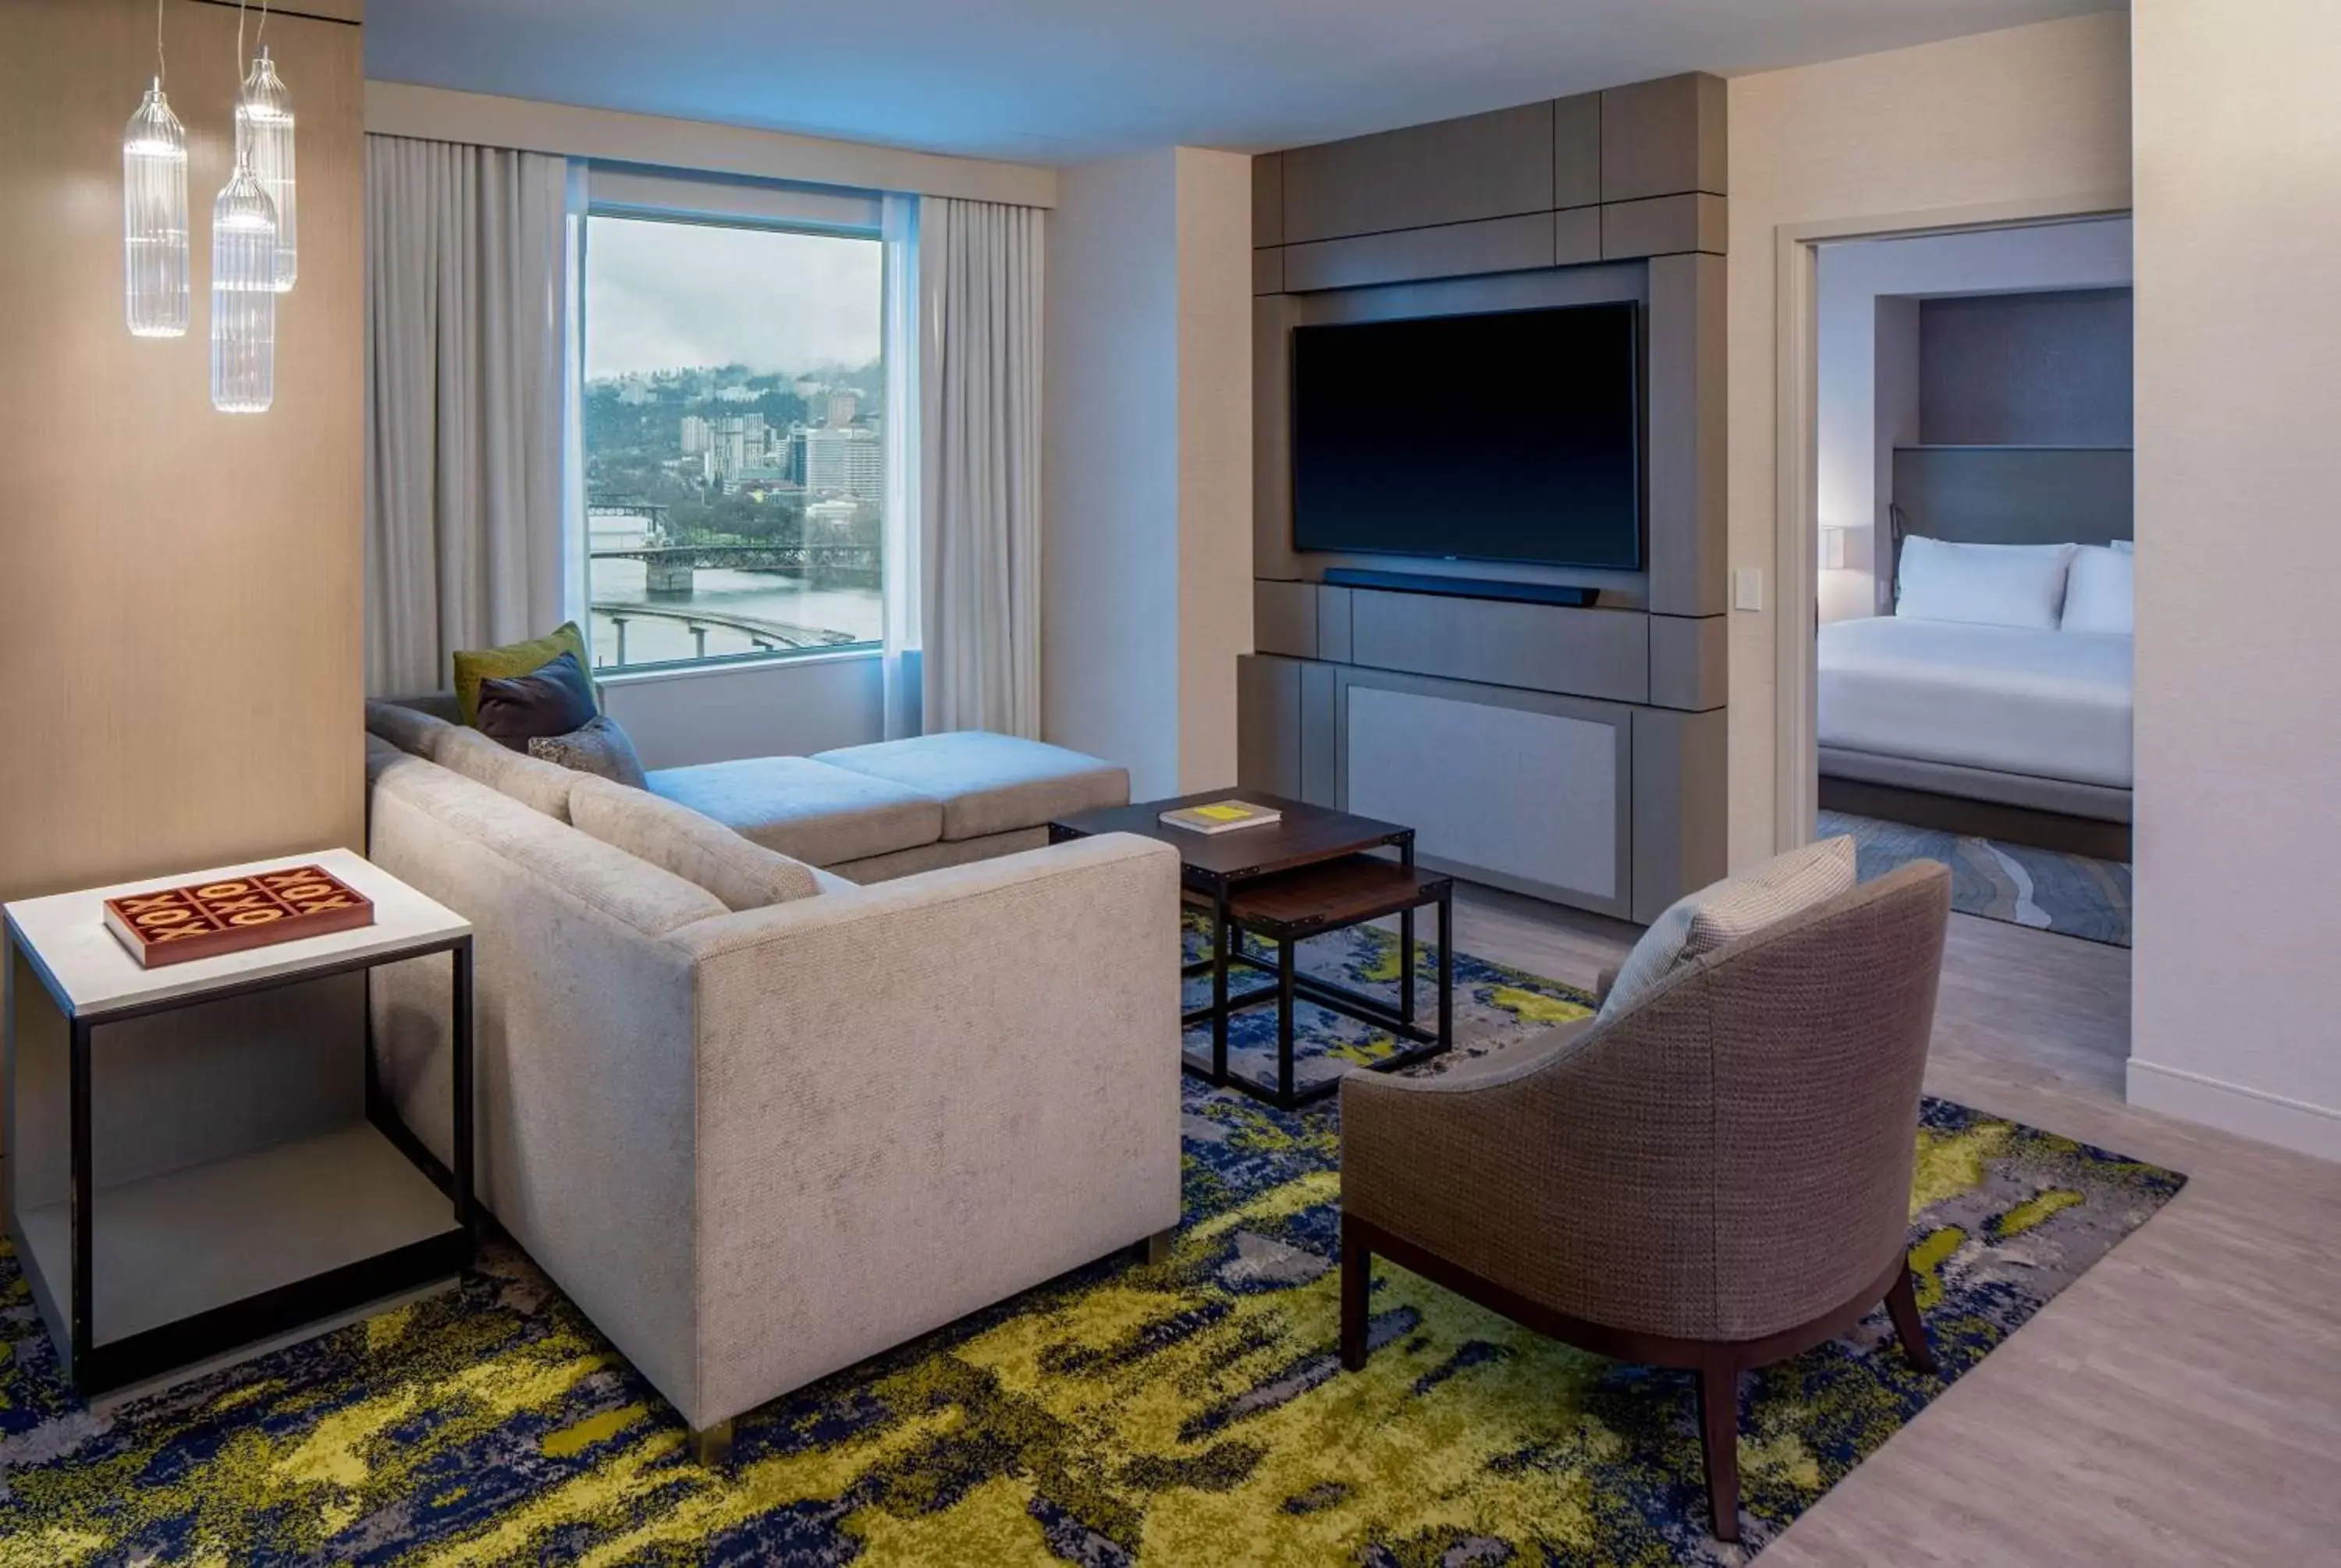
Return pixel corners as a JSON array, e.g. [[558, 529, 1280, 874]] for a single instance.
[[587, 559, 883, 669]]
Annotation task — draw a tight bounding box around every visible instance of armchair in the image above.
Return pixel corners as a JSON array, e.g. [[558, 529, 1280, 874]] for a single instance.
[[1339, 861, 1952, 1541]]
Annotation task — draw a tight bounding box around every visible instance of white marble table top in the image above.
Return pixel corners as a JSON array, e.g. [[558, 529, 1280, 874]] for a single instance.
[[4, 849, 470, 1022]]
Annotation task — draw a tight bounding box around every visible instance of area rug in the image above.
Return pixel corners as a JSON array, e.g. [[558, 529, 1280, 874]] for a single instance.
[[1819, 809, 2133, 948], [0, 930, 2181, 1566]]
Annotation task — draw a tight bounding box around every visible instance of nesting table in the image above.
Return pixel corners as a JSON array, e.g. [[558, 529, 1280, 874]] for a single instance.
[[1050, 792, 1452, 1109], [2, 850, 475, 1394]]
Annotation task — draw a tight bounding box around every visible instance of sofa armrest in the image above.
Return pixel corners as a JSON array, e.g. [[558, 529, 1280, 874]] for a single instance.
[[661, 832, 1185, 1428]]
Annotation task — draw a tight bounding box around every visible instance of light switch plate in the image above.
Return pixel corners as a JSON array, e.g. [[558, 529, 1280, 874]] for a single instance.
[[1733, 567, 1764, 612]]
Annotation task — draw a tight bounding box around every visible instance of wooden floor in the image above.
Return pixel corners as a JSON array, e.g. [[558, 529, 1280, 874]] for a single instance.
[[1445, 883, 2341, 1566]]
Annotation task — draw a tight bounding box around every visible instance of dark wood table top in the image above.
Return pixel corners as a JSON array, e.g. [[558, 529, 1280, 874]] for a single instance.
[[1050, 790, 1413, 885]]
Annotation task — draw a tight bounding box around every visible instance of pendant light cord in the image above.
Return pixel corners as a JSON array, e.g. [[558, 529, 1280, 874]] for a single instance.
[[154, 0, 166, 86]]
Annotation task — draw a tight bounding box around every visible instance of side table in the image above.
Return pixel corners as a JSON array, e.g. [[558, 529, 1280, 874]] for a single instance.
[[3, 849, 475, 1395]]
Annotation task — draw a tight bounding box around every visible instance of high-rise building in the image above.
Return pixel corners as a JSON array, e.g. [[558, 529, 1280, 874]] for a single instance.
[[711, 413, 769, 480], [680, 414, 712, 456], [799, 426, 883, 501], [819, 388, 860, 428]]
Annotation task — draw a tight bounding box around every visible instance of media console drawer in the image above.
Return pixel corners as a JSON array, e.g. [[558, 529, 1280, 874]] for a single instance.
[[1347, 588, 1649, 704]]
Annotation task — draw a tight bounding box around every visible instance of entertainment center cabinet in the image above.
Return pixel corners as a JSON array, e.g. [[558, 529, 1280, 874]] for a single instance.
[[1240, 74, 1729, 924]]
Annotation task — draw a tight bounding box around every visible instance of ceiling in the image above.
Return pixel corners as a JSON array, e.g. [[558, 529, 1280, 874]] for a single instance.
[[364, 0, 2120, 165]]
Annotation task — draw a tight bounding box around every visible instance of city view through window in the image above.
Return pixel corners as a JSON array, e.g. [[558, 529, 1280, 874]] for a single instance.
[[582, 214, 885, 672]]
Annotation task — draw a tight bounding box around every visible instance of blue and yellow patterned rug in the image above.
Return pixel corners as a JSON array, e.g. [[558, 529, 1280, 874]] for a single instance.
[[0, 929, 2180, 1565], [1819, 810, 2132, 948]]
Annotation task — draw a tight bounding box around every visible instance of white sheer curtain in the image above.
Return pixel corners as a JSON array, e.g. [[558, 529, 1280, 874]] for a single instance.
[[880, 193, 926, 739], [364, 135, 571, 697], [915, 197, 1046, 737]]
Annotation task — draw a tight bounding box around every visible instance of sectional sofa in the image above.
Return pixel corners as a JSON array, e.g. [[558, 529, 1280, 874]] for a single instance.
[[361, 697, 1182, 1453]]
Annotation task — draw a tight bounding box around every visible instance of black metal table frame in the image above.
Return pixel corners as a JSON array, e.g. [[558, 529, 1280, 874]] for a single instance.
[[5, 931, 476, 1396], [1182, 843, 1455, 1111]]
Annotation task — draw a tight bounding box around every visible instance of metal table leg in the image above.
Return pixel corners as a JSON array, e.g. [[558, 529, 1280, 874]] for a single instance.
[[1277, 937, 1298, 1108], [1399, 835, 1417, 1025], [1210, 892, 1231, 1083]]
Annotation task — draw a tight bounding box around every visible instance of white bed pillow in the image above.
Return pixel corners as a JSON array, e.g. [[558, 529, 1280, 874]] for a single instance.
[[2110, 539, 2133, 555], [2061, 544, 2133, 635], [1896, 536, 2076, 630]]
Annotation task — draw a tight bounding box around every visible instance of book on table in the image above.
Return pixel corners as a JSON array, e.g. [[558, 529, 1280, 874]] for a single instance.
[[1158, 800, 1283, 835]]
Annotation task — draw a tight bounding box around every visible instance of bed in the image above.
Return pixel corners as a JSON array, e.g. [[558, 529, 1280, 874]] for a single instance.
[[1817, 445, 2133, 858]]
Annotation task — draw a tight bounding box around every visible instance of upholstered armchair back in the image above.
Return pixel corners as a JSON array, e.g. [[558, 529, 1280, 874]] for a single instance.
[[1341, 861, 1951, 1344]]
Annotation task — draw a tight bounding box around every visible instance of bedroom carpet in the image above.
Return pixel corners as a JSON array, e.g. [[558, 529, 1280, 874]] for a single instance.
[[1819, 809, 2133, 948], [0, 931, 2182, 1566]]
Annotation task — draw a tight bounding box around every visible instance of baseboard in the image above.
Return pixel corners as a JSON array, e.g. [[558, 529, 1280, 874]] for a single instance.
[[2126, 1058, 2341, 1162]]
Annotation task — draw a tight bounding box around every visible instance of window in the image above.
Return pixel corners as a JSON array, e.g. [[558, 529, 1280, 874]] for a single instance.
[[581, 212, 885, 674]]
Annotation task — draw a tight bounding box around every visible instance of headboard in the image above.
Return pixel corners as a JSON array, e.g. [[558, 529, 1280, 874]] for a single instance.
[[1887, 446, 2133, 608]]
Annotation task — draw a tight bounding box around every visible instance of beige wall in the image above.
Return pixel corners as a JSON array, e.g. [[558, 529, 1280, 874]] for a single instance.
[[1043, 147, 1252, 797], [1725, 11, 2133, 866], [2128, 0, 2341, 1158], [0, 0, 367, 903], [1171, 147, 1256, 794]]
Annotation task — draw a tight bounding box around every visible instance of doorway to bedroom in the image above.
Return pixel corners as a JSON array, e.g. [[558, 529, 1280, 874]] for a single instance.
[[1806, 216, 2133, 949]]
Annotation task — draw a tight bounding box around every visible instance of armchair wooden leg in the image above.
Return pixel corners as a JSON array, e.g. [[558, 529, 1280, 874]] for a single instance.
[[1340, 1217, 1370, 1371], [1884, 1257, 1938, 1375], [1696, 1360, 1742, 1543], [688, 1418, 734, 1469], [1135, 1226, 1176, 1266]]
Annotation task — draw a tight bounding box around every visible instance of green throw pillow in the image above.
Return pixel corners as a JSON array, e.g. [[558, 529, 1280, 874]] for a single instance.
[[452, 622, 598, 726]]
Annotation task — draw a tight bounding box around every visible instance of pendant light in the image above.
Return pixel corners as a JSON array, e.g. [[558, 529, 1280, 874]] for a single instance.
[[123, 0, 189, 337], [236, 44, 296, 292], [212, 0, 279, 413], [211, 154, 279, 413]]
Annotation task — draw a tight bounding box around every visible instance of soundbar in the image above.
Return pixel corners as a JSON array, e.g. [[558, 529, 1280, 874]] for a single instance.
[[1321, 567, 1600, 609]]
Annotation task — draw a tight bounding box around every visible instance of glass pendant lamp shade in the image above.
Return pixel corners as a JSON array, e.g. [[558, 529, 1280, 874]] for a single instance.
[[235, 47, 297, 292], [211, 159, 279, 413], [123, 80, 190, 337]]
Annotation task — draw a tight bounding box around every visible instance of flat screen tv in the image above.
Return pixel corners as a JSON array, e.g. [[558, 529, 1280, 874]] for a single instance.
[[1290, 302, 1643, 570]]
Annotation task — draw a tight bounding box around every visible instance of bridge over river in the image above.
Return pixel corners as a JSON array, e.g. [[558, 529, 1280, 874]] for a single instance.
[[589, 600, 867, 669], [591, 542, 881, 594]]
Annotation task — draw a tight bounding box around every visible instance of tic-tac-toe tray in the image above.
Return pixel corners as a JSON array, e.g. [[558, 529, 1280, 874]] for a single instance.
[[101, 865, 376, 968]]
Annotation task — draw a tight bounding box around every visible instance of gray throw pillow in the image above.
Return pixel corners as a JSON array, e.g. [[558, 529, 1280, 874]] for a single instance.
[[1597, 835, 1857, 1020], [528, 715, 649, 789]]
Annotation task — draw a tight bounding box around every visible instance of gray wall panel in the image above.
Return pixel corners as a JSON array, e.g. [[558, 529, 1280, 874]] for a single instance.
[[1630, 705, 1728, 922], [1349, 591, 1650, 704], [1554, 205, 1604, 266], [1315, 585, 1354, 664], [1281, 212, 1556, 293], [1298, 660, 1340, 807], [1281, 101, 1556, 244], [1919, 287, 2133, 447], [1553, 91, 1603, 209], [1236, 655, 1304, 797], [1253, 579, 1318, 658], [1252, 247, 1284, 296], [1600, 73, 1727, 201], [1647, 614, 1728, 711], [1252, 151, 1284, 248], [1333, 666, 1635, 919], [1600, 193, 1727, 260], [1645, 253, 1728, 616]]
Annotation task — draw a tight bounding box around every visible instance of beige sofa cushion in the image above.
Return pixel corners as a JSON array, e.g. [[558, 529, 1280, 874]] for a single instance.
[[366, 697, 457, 757], [567, 775, 822, 912], [371, 748, 726, 938], [646, 756, 943, 867], [423, 723, 579, 822], [812, 732, 1128, 841], [1598, 835, 1858, 1020]]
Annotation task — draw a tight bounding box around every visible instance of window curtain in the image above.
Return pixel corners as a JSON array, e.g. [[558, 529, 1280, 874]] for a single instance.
[[364, 135, 571, 697], [915, 197, 1045, 738], [880, 194, 925, 739]]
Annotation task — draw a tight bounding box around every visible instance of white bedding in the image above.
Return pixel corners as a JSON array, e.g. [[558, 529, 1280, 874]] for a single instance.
[[1817, 617, 2133, 788]]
